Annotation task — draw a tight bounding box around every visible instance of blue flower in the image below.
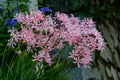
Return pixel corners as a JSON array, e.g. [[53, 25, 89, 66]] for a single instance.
[[40, 7, 52, 13], [5, 19, 17, 28], [15, 7, 19, 10], [0, 8, 2, 11]]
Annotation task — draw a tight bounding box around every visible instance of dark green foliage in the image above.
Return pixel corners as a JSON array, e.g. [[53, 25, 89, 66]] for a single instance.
[[0, 45, 72, 80], [40, 60, 71, 80], [46, 0, 120, 22], [0, 55, 37, 80]]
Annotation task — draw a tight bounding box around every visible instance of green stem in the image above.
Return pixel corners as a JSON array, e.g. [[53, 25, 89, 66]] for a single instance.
[[2, 45, 8, 65]]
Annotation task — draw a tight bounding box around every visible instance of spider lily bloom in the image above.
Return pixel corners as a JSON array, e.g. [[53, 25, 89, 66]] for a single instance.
[[7, 10, 105, 68]]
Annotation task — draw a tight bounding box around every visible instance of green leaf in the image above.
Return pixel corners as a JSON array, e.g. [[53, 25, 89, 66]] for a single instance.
[[0, 4, 4, 7], [22, 51, 28, 57], [114, 51, 120, 68], [105, 67, 112, 77], [19, 4, 28, 12], [111, 67, 119, 80], [0, 42, 3, 47], [107, 12, 111, 18], [98, 24, 114, 49], [98, 60, 107, 80], [6, 5, 13, 11], [108, 24, 118, 47], [100, 47, 112, 62], [100, 6, 106, 10], [19, 0, 29, 2]]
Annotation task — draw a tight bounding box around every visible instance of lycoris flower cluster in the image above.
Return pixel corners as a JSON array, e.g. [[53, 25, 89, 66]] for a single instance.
[[7, 10, 105, 68]]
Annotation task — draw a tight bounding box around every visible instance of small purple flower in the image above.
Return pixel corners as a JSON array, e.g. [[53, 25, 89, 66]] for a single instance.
[[40, 7, 52, 13], [5, 19, 17, 28]]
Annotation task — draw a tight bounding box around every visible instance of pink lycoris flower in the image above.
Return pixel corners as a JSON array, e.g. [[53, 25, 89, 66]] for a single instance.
[[8, 10, 105, 68], [80, 55, 92, 68]]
